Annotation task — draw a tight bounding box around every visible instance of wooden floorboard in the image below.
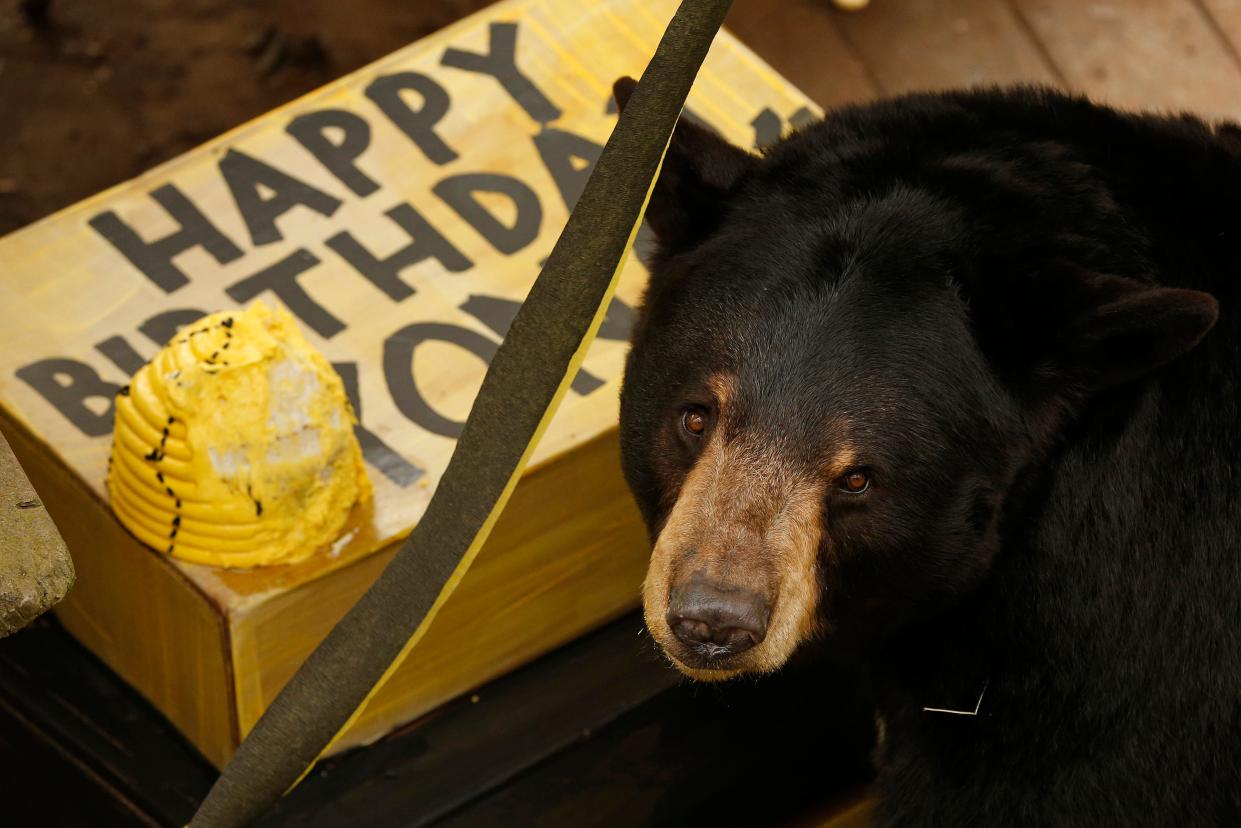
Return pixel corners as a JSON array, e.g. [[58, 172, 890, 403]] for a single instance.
[[1012, 0, 1241, 120], [433, 645, 874, 828], [728, 0, 1241, 129], [726, 0, 879, 109], [0, 700, 160, 828], [1196, 0, 1241, 76], [258, 614, 682, 827], [827, 0, 1058, 94], [0, 618, 216, 826], [0, 612, 874, 827]]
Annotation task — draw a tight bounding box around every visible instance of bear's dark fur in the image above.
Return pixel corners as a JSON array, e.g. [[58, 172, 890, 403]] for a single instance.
[[616, 82, 1241, 825]]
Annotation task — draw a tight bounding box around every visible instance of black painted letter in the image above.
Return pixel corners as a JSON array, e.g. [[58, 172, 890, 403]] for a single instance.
[[225, 249, 344, 338], [365, 72, 458, 165], [459, 293, 635, 395], [332, 362, 424, 487], [533, 127, 602, 212], [286, 108, 379, 197], [434, 173, 541, 255], [441, 22, 560, 124], [88, 184, 243, 293], [326, 202, 472, 301], [16, 358, 120, 437], [218, 148, 342, 246], [383, 322, 498, 438], [751, 106, 817, 149], [94, 336, 147, 377]]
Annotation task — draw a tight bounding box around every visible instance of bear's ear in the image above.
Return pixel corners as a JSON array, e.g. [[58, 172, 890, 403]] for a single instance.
[[996, 267, 1219, 400], [613, 76, 757, 254]]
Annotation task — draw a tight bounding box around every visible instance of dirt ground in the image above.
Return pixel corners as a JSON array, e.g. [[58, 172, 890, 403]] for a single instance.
[[0, 0, 494, 236]]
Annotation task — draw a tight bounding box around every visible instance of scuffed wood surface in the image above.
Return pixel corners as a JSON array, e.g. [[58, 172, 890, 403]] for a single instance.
[[727, 0, 1241, 123], [0, 427, 73, 636]]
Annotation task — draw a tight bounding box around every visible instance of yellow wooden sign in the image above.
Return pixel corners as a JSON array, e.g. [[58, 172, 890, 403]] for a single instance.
[[0, 0, 817, 766]]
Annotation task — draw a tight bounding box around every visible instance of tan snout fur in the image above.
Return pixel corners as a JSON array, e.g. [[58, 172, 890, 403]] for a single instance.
[[643, 435, 827, 680]]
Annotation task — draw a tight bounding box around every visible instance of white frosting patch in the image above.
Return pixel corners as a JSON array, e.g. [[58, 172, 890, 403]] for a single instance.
[[267, 357, 320, 431], [209, 445, 248, 478], [265, 426, 323, 466], [205, 358, 327, 481]]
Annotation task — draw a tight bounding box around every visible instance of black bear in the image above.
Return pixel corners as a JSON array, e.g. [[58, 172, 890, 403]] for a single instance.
[[614, 77, 1240, 825]]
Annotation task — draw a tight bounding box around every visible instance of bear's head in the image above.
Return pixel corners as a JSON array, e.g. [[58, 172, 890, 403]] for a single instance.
[[614, 79, 1219, 681]]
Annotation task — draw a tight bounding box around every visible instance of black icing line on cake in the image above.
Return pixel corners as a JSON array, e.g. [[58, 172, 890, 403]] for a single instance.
[[141, 412, 182, 553]]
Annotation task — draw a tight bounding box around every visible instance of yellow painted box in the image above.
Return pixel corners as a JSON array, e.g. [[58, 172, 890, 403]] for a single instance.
[[0, 0, 818, 767]]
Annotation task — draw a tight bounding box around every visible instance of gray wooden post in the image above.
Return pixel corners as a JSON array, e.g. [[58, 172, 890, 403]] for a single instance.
[[0, 428, 74, 637]]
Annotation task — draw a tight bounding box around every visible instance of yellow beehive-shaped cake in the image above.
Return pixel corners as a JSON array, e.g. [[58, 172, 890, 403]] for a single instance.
[[107, 302, 370, 568]]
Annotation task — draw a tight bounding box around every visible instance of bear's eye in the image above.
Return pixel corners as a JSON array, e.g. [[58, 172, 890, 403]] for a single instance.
[[681, 407, 710, 437], [838, 470, 870, 494]]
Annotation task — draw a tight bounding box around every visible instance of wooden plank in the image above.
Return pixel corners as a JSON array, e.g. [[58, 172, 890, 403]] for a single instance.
[[1013, 0, 1241, 121], [430, 647, 875, 828], [258, 612, 679, 827], [0, 427, 73, 636], [0, 618, 216, 826], [1201, 0, 1241, 58], [0, 710, 156, 828], [0, 611, 874, 827], [726, 0, 879, 110], [830, 0, 1058, 94]]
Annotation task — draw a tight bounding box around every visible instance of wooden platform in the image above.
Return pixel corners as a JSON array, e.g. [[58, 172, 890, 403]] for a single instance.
[[726, 0, 1241, 124], [0, 614, 875, 827]]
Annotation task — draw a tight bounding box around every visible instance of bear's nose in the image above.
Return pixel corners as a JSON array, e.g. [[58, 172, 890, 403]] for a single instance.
[[666, 578, 769, 657]]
